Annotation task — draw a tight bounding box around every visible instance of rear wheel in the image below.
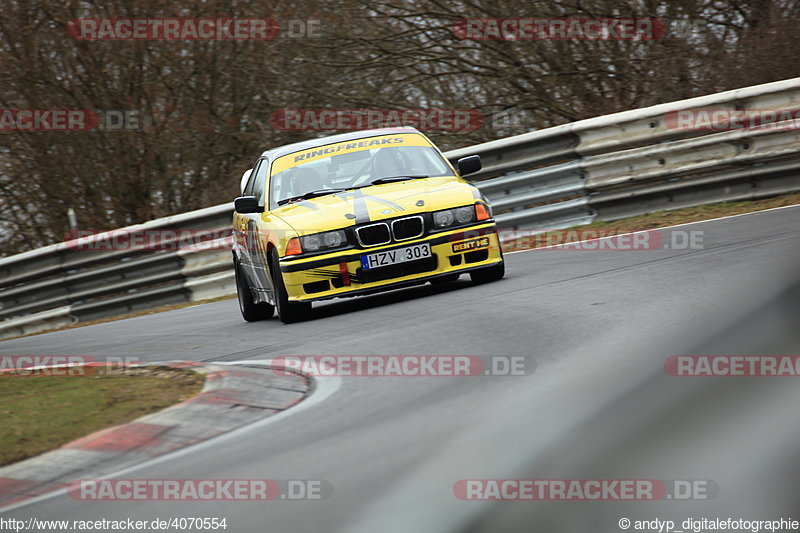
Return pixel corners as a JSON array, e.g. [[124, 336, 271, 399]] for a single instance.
[[235, 261, 274, 321], [469, 260, 505, 284], [270, 249, 311, 324]]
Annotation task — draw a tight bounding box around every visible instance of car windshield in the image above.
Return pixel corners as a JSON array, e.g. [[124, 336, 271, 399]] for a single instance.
[[269, 133, 455, 208]]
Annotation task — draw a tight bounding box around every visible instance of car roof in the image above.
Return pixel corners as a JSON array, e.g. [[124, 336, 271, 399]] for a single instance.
[[259, 126, 423, 160]]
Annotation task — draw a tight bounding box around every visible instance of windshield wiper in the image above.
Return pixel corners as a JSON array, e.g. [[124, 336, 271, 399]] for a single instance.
[[370, 175, 429, 185], [277, 178, 429, 205], [277, 188, 346, 206]]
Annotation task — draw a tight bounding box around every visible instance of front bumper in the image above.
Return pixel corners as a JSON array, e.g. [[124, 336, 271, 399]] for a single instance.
[[279, 222, 503, 302]]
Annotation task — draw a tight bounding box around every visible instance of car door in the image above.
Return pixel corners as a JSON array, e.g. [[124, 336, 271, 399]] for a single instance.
[[247, 158, 275, 296], [233, 167, 255, 268], [236, 159, 270, 292]]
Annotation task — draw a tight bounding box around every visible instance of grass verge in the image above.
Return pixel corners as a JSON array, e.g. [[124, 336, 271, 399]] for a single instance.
[[0, 366, 204, 466], [503, 192, 800, 251], [571, 192, 800, 233]]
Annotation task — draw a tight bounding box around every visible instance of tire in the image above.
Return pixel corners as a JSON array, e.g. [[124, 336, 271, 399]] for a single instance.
[[235, 261, 274, 322], [469, 260, 505, 284], [430, 273, 460, 284], [270, 249, 311, 324]]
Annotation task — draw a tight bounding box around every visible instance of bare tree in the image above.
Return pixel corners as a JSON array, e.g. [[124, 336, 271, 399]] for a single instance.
[[0, 0, 797, 255]]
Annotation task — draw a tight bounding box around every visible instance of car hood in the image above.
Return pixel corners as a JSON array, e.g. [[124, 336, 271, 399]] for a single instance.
[[271, 176, 479, 235]]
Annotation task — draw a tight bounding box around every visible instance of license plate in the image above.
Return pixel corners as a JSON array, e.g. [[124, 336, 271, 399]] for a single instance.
[[361, 243, 431, 270]]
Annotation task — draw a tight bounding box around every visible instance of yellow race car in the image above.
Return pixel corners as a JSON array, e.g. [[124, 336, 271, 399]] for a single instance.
[[232, 126, 504, 323]]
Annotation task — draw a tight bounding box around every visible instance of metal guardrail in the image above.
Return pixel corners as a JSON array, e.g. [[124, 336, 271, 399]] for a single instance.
[[0, 205, 234, 338], [455, 77, 800, 229], [2, 77, 800, 337]]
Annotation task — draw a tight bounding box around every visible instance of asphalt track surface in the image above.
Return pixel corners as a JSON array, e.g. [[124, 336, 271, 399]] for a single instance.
[[2, 205, 799, 532]]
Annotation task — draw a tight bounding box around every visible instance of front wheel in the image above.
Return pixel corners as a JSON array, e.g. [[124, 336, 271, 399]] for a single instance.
[[270, 249, 311, 324], [235, 261, 274, 322], [469, 261, 505, 284]]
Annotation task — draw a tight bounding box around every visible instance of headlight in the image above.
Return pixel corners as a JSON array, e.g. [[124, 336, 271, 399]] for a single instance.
[[300, 230, 347, 253], [433, 210, 455, 227], [433, 206, 477, 228], [455, 206, 475, 224], [304, 234, 321, 251], [324, 231, 343, 247]]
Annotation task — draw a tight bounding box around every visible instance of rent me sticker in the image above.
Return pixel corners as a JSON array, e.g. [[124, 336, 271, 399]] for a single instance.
[[452, 236, 490, 253]]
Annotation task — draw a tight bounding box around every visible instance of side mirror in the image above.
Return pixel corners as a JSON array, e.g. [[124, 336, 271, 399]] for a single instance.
[[240, 169, 253, 194], [234, 196, 263, 214], [457, 155, 482, 176]]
